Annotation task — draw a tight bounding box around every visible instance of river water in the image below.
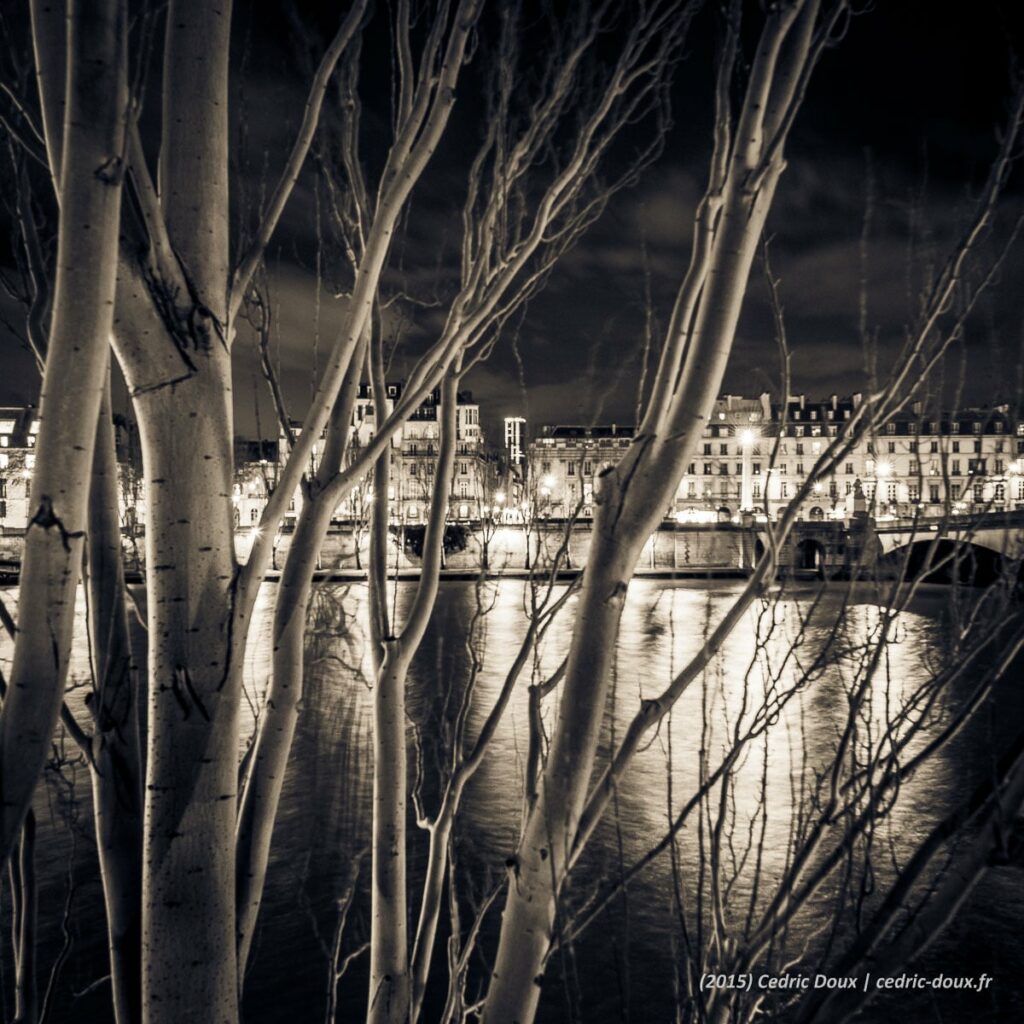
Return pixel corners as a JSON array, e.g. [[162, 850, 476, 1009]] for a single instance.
[[2, 578, 1023, 1023]]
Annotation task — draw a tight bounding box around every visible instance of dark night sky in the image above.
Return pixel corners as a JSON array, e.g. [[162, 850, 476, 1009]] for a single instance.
[[1, 1, 1023, 446]]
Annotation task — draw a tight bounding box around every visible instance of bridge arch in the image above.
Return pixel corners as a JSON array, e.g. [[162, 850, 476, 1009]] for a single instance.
[[882, 538, 1014, 586], [795, 537, 826, 577]]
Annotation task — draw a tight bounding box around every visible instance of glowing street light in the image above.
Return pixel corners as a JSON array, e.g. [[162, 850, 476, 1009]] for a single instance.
[[542, 474, 554, 488], [495, 490, 506, 504], [740, 429, 756, 447], [876, 461, 892, 478]]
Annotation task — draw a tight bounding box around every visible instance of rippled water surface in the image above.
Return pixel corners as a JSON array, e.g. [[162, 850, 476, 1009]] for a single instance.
[[1, 579, 1022, 1023]]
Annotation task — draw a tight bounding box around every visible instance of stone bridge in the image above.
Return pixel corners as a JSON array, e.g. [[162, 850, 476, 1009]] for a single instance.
[[765, 510, 1024, 581], [874, 510, 1024, 560]]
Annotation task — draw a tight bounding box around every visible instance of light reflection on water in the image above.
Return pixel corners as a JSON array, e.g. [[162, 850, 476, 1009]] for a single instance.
[[1, 580, 1021, 1023]]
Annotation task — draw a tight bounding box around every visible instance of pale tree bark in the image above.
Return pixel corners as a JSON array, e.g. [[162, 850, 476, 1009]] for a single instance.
[[268, 5, 696, 1017], [87, 383, 143, 1024], [481, 5, 847, 1022], [234, 0, 481, 984], [24, 21, 239, 1015], [368, 370, 458, 1024], [0, 0, 128, 863], [233, 0, 481, 640], [10, 810, 38, 1024], [12, 0, 478, 1020], [12, 13, 142, 1010], [99, 0, 370, 1014], [234, 330, 368, 973], [571, 78, 1024, 879], [408, 572, 577, 1023], [131, 4, 238, 1020]]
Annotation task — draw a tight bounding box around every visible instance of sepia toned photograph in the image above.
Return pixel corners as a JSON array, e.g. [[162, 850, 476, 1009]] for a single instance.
[[0, 1, 1023, 1022]]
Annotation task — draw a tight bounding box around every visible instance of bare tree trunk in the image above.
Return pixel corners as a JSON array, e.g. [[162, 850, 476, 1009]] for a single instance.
[[236, 344, 366, 975], [369, 372, 458, 1024], [234, 490, 340, 972], [369, 642, 412, 1024], [236, 494, 334, 971], [87, 383, 143, 1024], [19, 12, 141, 1008], [0, 0, 128, 861], [236, 1, 482, 988], [136, 5, 238, 1020], [409, 780, 463, 1022], [482, 527, 641, 1024], [136, 368, 238, 1024], [11, 811, 38, 1024], [482, 5, 830, 1019]]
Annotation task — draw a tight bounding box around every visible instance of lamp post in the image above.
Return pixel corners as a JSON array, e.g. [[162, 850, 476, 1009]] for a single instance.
[[740, 429, 756, 511], [876, 460, 892, 517]]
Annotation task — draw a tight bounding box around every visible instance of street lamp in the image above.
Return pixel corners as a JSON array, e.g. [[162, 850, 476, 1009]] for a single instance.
[[739, 429, 756, 510]]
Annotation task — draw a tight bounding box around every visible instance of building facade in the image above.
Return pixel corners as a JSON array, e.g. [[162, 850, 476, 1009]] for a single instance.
[[527, 395, 1024, 522], [529, 424, 636, 518], [276, 382, 489, 528], [0, 407, 37, 530], [504, 416, 526, 467], [5, 390, 1020, 540]]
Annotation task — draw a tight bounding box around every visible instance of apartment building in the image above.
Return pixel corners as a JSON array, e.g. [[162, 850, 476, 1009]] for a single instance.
[[527, 395, 1023, 522], [275, 382, 488, 526]]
